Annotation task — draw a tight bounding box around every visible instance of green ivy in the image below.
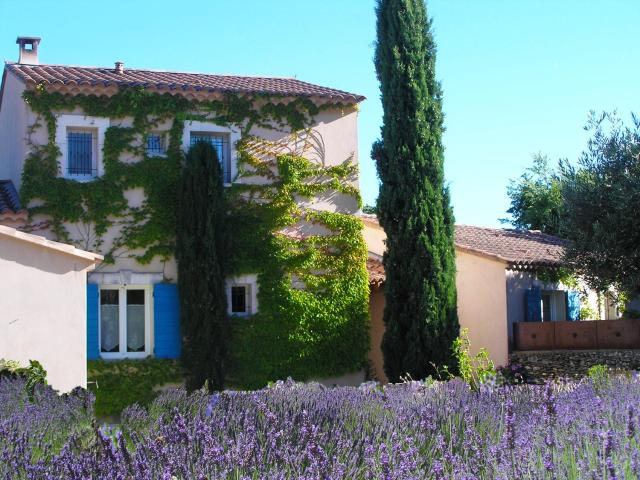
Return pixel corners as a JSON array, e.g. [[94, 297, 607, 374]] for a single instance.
[[226, 138, 369, 388], [22, 85, 369, 388], [87, 359, 183, 418]]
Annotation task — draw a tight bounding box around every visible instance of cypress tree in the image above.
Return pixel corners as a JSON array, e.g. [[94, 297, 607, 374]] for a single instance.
[[372, 0, 459, 381], [176, 141, 229, 391]]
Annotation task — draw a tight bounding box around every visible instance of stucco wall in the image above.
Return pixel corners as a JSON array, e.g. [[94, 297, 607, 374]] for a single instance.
[[12, 85, 359, 279], [0, 71, 27, 188], [455, 250, 509, 367], [0, 233, 97, 392], [368, 283, 388, 383]]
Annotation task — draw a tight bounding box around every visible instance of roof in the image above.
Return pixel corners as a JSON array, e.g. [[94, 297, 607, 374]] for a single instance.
[[4, 62, 366, 103], [363, 218, 568, 283], [0, 224, 103, 263], [0, 180, 21, 214], [454, 224, 567, 268], [367, 257, 385, 287]]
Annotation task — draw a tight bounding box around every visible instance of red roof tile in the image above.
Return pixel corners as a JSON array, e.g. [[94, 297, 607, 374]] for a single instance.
[[367, 257, 385, 286], [5, 63, 365, 103], [454, 224, 567, 268]]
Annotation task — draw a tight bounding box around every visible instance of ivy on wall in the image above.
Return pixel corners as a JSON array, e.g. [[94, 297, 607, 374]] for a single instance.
[[21, 85, 369, 387]]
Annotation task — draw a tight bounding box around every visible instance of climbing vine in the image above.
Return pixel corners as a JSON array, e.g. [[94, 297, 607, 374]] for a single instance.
[[21, 85, 369, 387]]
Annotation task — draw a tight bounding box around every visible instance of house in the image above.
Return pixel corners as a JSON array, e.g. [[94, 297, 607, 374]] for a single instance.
[[0, 224, 102, 392], [0, 37, 367, 387], [363, 215, 611, 382]]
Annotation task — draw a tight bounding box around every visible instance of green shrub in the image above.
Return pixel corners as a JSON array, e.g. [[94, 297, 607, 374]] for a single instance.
[[587, 364, 610, 391], [452, 329, 496, 391], [87, 359, 183, 418], [0, 359, 48, 400]]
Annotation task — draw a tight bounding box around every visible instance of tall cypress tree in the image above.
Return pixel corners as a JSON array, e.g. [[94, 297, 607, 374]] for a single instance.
[[176, 141, 229, 391], [373, 0, 459, 381]]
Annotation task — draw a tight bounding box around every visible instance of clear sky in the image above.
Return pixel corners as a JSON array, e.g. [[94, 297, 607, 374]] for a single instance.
[[1, 0, 638, 227]]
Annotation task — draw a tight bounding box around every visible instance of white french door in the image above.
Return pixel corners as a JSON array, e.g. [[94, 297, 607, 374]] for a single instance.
[[99, 285, 151, 359]]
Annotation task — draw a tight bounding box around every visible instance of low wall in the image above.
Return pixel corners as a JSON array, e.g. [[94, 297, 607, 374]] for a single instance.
[[510, 350, 640, 382], [514, 318, 640, 351]]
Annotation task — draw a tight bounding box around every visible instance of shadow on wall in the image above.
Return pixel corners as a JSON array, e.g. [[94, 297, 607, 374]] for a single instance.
[[1, 235, 87, 276]]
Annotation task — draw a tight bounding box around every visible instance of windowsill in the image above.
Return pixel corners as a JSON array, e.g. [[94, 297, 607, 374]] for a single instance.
[[64, 174, 98, 182], [100, 352, 150, 360], [146, 151, 168, 158]]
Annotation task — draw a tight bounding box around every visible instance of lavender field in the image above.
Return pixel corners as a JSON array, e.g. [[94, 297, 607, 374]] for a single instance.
[[1, 375, 639, 479]]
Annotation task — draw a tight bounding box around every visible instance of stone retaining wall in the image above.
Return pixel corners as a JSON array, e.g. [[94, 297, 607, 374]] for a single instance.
[[509, 349, 640, 383]]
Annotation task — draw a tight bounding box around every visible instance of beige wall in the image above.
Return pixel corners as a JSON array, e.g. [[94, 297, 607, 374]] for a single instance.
[[368, 283, 388, 383], [0, 231, 99, 392], [363, 221, 511, 375], [456, 250, 509, 367], [6, 79, 360, 278], [0, 71, 27, 188]]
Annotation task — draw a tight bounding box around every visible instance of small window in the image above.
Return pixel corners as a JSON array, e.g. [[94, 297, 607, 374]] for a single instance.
[[231, 285, 249, 314], [67, 128, 97, 177], [146, 133, 167, 156], [190, 132, 230, 183]]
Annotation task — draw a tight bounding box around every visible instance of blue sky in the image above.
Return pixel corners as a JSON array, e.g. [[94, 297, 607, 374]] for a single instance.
[[1, 0, 638, 226]]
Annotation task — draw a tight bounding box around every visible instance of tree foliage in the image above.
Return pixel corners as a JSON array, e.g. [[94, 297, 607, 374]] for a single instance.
[[503, 113, 640, 297], [373, 0, 459, 381], [502, 153, 564, 235], [176, 142, 230, 391], [560, 112, 640, 296]]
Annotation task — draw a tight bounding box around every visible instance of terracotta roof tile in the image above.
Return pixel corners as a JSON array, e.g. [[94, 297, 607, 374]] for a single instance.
[[362, 217, 568, 283], [454, 224, 567, 268], [5, 63, 366, 103], [367, 257, 385, 286]]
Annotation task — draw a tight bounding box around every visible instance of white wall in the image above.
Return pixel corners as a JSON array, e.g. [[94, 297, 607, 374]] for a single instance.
[[0, 233, 97, 392], [0, 71, 27, 188]]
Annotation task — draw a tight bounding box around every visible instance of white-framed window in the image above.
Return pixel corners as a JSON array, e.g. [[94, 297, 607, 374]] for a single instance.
[[99, 285, 152, 359], [182, 120, 241, 185], [227, 274, 258, 316], [146, 132, 168, 156], [55, 115, 109, 180]]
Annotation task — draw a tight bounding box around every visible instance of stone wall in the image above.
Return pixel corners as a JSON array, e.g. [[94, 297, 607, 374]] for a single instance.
[[510, 350, 640, 383]]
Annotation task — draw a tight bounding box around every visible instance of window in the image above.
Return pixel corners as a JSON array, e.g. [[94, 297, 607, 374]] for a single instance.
[[231, 285, 249, 314], [99, 286, 150, 358], [67, 128, 97, 177], [227, 274, 258, 316], [56, 115, 109, 180], [190, 132, 230, 183], [146, 133, 167, 156], [182, 121, 240, 185]]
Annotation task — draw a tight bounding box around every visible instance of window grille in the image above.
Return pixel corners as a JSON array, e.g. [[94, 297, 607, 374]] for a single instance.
[[146, 133, 166, 156], [190, 133, 230, 183], [67, 131, 96, 176]]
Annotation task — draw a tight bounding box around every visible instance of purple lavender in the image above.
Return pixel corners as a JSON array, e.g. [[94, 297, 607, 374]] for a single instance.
[[1, 373, 639, 478]]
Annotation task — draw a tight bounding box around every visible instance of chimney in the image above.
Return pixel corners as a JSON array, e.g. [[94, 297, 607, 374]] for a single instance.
[[16, 36, 41, 65], [114, 61, 124, 74]]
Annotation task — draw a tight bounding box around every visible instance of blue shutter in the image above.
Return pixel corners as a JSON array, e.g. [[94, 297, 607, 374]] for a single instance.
[[154, 283, 181, 358], [87, 283, 100, 360], [525, 287, 542, 322], [566, 290, 581, 321]]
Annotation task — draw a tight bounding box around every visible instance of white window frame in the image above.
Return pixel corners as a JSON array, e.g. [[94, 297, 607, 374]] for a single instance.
[[55, 114, 109, 180], [227, 274, 258, 316], [146, 131, 169, 157], [98, 284, 152, 359], [182, 120, 241, 185]]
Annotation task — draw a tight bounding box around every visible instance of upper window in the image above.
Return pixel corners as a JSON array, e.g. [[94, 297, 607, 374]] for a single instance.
[[231, 285, 250, 314], [146, 133, 167, 156], [190, 132, 230, 183], [56, 115, 109, 180], [67, 128, 97, 177]]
